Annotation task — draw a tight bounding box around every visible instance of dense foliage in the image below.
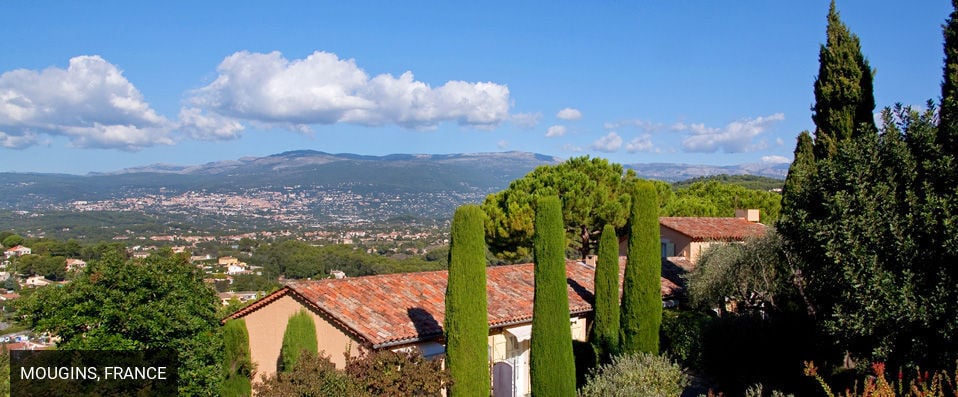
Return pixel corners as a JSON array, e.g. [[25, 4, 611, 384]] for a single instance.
[[578, 352, 688, 397], [254, 351, 359, 397], [619, 181, 661, 355], [590, 224, 620, 363], [672, 174, 784, 192], [222, 319, 253, 397], [443, 205, 489, 397], [530, 195, 577, 397], [252, 241, 444, 279], [279, 310, 319, 372], [664, 180, 782, 224], [483, 156, 638, 261], [14, 251, 223, 395]]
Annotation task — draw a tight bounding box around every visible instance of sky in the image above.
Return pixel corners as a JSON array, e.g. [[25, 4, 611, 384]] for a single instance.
[[0, 1, 953, 174]]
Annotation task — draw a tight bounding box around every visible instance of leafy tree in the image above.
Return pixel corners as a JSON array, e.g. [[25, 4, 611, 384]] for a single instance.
[[590, 224, 620, 363], [665, 181, 782, 223], [940, 0, 958, 190], [222, 319, 254, 397], [0, 345, 8, 397], [279, 310, 318, 372], [619, 181, 661, 355], [811, 0, 876, 160], [483, 156, 637, 261], [1, 234, 23, 248], [343, 350, 450, 397], [530, 195, 577, 397], [16, 255, 67, 281], [15, 251, 223, 395], [578, 352, 688, 397], [443, 205, 489, 397], [686, 231, 792, 314], [254, 351, 359, 397]]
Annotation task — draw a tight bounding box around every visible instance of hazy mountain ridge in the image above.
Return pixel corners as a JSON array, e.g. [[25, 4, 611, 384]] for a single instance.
[[0, 151, 788, 212]]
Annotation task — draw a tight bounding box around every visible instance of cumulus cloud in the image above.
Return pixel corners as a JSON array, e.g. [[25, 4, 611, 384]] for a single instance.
[[761, 155, 791, 164], [626, 134, 654, 153], [605, 119, 664, 132], [545, 125, 567, 138], [557, 107, 582, 121], [186, 51, 511, 135], [676, 113, 785, 153], [511, 112, 541, 129], [497, 140, 509, 149], [591, 132, 623, 152], [178, 107, 245, 140], [0, 55, 174, 150], [562, 143, 583, 152]]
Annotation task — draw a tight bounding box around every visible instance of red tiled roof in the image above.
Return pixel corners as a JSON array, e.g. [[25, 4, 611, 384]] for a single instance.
[[659, 217, 767, 241], [227, 259, 680, 349]]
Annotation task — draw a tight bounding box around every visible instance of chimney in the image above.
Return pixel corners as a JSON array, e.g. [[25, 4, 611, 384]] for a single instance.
[[584, 254, 597, 268], [735, 209, 760, 223]]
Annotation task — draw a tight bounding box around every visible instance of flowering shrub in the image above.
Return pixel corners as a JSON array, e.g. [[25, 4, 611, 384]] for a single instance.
[[803, 361, 957, 397]]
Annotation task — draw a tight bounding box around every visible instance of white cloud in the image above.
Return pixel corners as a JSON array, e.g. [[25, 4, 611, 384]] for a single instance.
[[626, 134, 654, 153], [178, 107, 245, 140], [186, 51, 511, 133], [511, 112, 541, 129], [545, 125, 567, 138], [591, 132, 623, 152], [761, 155, 791, 164], [556, 107, 582, 121], [562, 143, 583, 152], [0, 55, 174, 150], [677, 113, 785, 153], [605, 119, 664, 132], [497, 140, 509, 149]]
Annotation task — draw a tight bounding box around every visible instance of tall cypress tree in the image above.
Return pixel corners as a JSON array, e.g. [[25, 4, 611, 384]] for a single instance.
[[279, 310, 318, 372], [222, 319, 253, 397], [940, 0, 958, 181], [530, 195, 576, 397], [590, 224, 620, 363], [619, 180, 661, 355], [444, 204, 489, 397], [777, 131, 819, 316], [812, 0, 876, 160]]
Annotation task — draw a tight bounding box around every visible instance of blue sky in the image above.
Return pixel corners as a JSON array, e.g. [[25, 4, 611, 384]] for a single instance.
[[0, 1, 952, 174]]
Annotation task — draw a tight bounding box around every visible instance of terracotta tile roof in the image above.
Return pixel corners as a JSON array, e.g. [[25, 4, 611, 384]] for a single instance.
[[227, 260, 679, 349], [659, 217, 767, 241]]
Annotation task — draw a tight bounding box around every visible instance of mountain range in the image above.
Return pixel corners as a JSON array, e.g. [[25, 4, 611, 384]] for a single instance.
[[0, 150, 788, 209], [0, 151, 788, 238]]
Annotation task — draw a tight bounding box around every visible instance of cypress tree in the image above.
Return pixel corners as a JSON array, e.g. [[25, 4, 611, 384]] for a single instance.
[[444, 204, 489, 397], [812, 0, 876, 160], [530, 195, 577, 397], [279, 310, 318, 372], [940, 0, 958, 188], [777, 131, 820, 316], [619, 180, 661, 355], [222, 319, 253, 397], [590, 224, 620, 363]]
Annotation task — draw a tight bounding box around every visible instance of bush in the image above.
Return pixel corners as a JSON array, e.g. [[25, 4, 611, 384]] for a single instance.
[[344, 350, 450, 397], [578, 352, 688, 397], [279, 310, 318, 372], [254, 351, 358, 397], [660, 310, 711, 372]]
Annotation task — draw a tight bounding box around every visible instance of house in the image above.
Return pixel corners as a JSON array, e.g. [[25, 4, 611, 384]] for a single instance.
[[225, 258, 682, 396], [65, 258, 87, 272], [655, 209, 767, 266], [4, 245, 31, 259], [217, 291, 261, 305], [23, 275, 50, 288]]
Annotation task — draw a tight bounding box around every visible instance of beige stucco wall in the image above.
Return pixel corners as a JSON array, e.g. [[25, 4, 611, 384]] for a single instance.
[[242, 294, 362, 380], [658, 227, 692, 261]]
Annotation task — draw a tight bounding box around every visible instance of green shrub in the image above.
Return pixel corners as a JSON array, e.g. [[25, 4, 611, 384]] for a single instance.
[[578, 352, 688, 397], [222, 319, 253, 397], [279, 310, 318, 372], [255, 351, 358, 396], [660, 310, 710, 372]]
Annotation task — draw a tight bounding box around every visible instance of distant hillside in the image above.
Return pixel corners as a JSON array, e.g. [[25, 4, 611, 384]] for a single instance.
[[0, 151, 793, 236], [672, 174, 785, 191], [625, 162, 789, 182]]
